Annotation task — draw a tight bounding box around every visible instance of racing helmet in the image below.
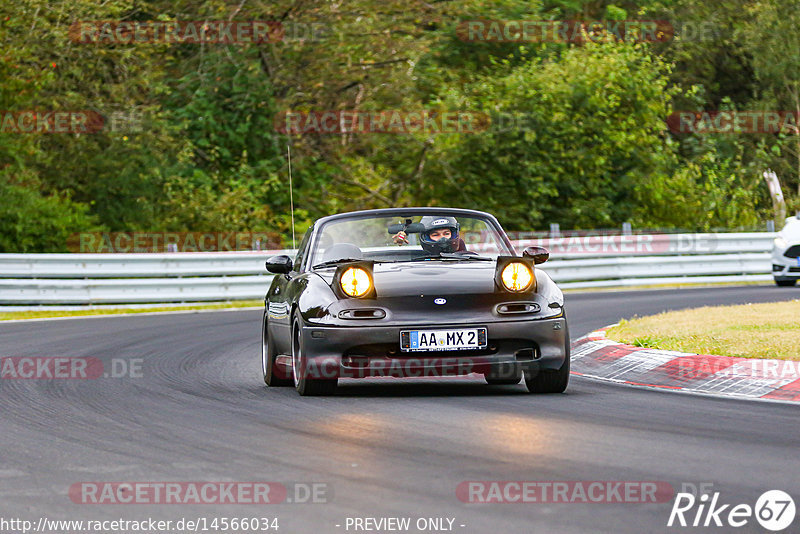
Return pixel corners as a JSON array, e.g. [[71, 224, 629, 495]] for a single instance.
[[419, 215, 460, 254]]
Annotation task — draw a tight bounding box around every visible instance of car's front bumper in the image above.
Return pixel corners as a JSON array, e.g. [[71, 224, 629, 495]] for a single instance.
[[297, 316, 568, 380]]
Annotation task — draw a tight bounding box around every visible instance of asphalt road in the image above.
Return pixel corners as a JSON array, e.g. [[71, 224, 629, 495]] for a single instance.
[[0, 286, 799, 533]]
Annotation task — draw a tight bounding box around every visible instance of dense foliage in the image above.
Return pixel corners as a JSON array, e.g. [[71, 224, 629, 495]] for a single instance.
[[1, 0, 797, 251]]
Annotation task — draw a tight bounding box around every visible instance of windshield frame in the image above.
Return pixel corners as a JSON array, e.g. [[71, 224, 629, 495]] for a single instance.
[[304, 207, 515, 270]]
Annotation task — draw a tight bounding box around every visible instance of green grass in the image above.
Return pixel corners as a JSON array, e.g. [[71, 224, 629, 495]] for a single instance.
[[0, 300, 262, 321], [606, 300, 800, 361]]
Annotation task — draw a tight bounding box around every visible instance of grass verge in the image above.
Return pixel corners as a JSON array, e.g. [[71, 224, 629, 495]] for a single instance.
[[606, 300, 800, 361], [0, 300, 262, 321]]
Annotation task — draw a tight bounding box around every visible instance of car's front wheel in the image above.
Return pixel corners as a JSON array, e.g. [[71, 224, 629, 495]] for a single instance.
[[524, 320, 570, 394], [262, 313, 292, 387], [524, 357, 569, 393], [775, 278, 797, 287], [291, 314, 337, 396]]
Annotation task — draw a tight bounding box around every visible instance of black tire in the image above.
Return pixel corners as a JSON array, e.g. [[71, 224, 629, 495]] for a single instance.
[[262, 313, 292, 387], [291, 314, 337, 396], [775, 278, 797, 287], [524, 320, 570, 394], [524, 357, 570, 393]]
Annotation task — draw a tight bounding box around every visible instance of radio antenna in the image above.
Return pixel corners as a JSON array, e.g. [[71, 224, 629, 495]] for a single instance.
[[287, 144, 296, 249]]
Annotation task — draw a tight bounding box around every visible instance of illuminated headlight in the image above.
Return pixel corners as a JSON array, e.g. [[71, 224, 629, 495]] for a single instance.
[[774, 237, 787, 249], [500, 262, 534, 292], [340, 267, 372, 298]]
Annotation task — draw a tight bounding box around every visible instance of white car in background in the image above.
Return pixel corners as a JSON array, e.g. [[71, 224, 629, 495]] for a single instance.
[[772, 215, 800, 286]]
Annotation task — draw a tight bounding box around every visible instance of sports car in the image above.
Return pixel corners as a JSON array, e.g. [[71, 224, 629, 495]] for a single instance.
[[261, 207, 569, 395], [772, 214, 800, 286]]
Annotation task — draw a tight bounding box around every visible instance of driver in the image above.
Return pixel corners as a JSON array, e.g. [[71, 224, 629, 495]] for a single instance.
[[392, 215, 468, 253]]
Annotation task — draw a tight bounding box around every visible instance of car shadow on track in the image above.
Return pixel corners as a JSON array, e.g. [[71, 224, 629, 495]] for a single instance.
[[254, 378, 578, 398], [335, 381, 530, 397]]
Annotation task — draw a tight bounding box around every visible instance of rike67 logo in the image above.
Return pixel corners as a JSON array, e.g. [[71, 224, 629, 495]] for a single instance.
[[668, 488, 796, 531]]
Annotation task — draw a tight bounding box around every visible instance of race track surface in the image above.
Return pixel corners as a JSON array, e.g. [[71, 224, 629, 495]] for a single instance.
[[1, 286, 798, 533]]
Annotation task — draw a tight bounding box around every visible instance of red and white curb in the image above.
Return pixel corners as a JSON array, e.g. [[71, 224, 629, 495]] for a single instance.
[[571, 327, 800, 403]]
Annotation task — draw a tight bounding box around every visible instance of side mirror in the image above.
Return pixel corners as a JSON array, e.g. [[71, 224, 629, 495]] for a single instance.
[[266, 255, 293, 274], [522, 246, 549, 265]]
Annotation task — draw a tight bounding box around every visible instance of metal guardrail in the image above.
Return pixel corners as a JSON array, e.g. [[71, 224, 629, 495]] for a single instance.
[[0, 251, 293, 279], [0, 233, 776, 304]]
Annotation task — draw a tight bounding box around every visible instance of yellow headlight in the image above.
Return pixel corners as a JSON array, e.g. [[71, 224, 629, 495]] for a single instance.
[[340, 267, 372, 297], [501, 262, 533, 292]]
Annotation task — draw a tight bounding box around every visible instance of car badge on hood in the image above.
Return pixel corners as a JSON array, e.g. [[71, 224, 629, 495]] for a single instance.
[[434, 298, 446, 305]]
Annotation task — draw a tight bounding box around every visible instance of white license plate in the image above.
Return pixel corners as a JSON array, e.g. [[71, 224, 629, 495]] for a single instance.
[[400, 328, 487, 352]]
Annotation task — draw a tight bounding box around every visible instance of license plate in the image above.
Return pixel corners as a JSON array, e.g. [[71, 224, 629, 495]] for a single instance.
[[400, 328, 487, 352]]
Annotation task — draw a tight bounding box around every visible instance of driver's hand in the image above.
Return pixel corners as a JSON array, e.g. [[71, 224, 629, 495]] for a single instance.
[[392, 231, 408, 245]]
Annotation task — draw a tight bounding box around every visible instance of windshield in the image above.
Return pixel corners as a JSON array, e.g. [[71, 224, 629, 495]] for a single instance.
[[310, 213, 512, 267]]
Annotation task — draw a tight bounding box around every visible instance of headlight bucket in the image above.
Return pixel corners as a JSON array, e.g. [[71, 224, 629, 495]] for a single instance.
[[332, 261, 377, 299], [494, 256, 536, 293]]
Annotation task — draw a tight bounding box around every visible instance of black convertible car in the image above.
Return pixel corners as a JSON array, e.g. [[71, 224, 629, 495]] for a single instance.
[[261, 207, 569, 395]]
